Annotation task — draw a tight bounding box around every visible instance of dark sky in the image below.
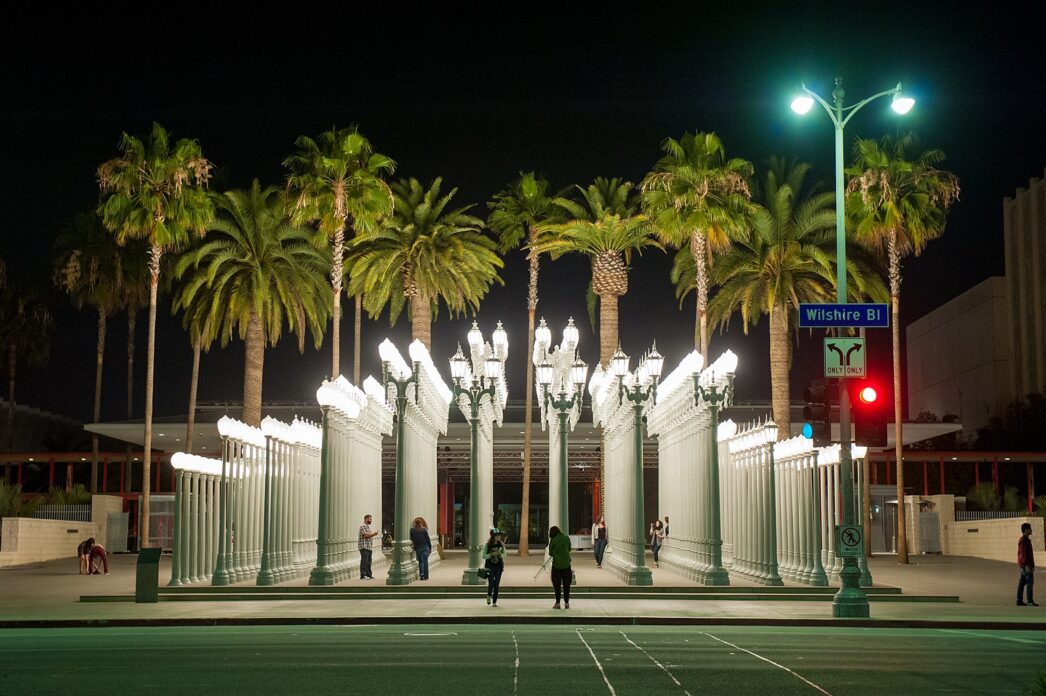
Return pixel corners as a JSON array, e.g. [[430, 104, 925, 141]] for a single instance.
[[3, 5, 1045, 424]]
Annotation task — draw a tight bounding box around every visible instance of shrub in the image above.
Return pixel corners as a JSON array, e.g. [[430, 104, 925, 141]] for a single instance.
[[965, 482, 1000, 511]]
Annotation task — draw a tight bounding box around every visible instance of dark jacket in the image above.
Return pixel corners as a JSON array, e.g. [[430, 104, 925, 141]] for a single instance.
[[410, 527, 431, 553], [1018, 535, 1035, 568]]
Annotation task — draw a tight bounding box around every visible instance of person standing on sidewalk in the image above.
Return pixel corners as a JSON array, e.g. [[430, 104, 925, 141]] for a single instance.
[[593, 516, 608, 569], [548, 525, 572, 609], [1017, 522, 1038, 606], [358, 514, 379, 579], [411, 517, 432, 581], [482, 528, 506, 606], [650, 519, 665, 568]]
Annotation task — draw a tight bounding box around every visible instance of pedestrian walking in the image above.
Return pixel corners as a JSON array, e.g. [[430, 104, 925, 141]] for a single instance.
[[87, 539, 109, 575], [548, 525, 572, 609], [411, 516, 432, 580], [1017, 522, 1038, 606], [650, 519, 665, 568], [663, 515, 670, 537], [358, 514, 379, 579], [593, 516, 608, 568], [77, 538, 92, 575], [482, 528, 506, 606]]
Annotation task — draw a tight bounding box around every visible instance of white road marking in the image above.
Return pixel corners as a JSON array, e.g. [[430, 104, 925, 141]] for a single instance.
[[403, 632, 457, 636], [699, 632, 832, 696], [940, 629, 1046, 645], [512, 630, 520, 696], [619, 631, 691, 696], [576, 628, 617, 695]]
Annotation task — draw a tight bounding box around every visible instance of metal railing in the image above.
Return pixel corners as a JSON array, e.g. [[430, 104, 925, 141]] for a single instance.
[[955, 510, 1029, 521], [32, 504, 92, 522]]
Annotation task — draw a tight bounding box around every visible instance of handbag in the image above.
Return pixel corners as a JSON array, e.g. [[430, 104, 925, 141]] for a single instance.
[[477, 567, 490, 579]]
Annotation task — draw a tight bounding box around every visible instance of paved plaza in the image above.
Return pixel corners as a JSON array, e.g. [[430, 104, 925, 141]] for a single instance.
[[1, 550, 1042, 628]]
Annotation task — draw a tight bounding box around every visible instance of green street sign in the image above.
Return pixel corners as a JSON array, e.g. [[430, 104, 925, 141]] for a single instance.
[[824, 337, 865, 378], [836, 524, 864, 558]]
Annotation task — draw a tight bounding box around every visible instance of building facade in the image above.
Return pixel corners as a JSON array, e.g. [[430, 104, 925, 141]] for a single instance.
[[1004, 169, 1046, 401]]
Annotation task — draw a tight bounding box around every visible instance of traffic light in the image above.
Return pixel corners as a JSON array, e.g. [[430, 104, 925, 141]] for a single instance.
[[852, 379, 887, 447], [803, 378, 834, 447]]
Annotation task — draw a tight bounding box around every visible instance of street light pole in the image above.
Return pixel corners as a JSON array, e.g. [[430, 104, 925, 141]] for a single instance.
[[611, 344, 664, 586], [792, 78, 913, 617], [694, 373, 733, 585], [384, 360, 419, 586]]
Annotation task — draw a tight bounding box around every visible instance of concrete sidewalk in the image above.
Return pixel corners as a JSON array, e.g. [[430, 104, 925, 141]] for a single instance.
[[1, 550, 1043, 629]]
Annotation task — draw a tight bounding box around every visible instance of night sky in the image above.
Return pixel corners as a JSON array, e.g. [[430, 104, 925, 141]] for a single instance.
[[3, 5, 1045, 425]]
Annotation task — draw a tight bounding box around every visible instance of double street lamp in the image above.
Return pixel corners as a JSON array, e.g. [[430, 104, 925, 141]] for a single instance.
[[693, 360, 737, 586], [792, 78, 914, 617], [450, 321, 508, 585], [611, 342, 664, 585], [534, 318, 588, 535]]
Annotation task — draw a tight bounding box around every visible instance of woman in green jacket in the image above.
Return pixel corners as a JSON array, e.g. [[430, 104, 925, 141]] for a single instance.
[[547, 526, 572, 609]]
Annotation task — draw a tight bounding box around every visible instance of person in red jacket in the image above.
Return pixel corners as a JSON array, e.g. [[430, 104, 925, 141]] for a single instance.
[[1017, 523, 1037, 606]]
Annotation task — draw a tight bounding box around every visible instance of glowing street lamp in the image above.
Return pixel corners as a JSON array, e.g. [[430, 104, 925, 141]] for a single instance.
[[791, 77, 912, 617]]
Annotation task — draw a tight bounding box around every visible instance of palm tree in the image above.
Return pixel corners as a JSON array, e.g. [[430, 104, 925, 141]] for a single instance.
[[641, 132, 753, 358], [284, 126, 395, 382], [348, 177, 503, 349], [173, 181, 330, 426], [534, 178, 661, 367], [846, 132, 960, 564], [53, 211, 124, 491], [487, 172, 560, 556], [708, 160, 887, 438], [97, 122, 215, 546], [119, 242, 150, 485], [0, 283, 54, 452], [169, 261, 213, 452]]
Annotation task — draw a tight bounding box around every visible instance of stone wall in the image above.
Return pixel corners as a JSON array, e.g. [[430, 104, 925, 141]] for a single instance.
[[0, 495, 124, 568], [943, 516, 1044, 564]]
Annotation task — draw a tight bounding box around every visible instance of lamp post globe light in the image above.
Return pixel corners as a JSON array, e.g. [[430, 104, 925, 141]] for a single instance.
[[792, 77, 912, 617], [452, 322, 508, 585], [613, 342, 664, 586], [535, 318, 588, 536], [383, 357, 420, 586], [693, 359, 737, 586]]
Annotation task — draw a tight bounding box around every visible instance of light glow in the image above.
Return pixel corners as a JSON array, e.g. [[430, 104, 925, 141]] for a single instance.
[[791, 94, 814, 115]]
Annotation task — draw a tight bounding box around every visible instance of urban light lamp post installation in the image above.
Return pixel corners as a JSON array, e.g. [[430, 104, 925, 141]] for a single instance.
[[611, 342, 664, 586], [450, 321, 508, 585], [693, 365, 736, 585], [534, 317, 587, 534], [383, 358, 420, 586], [792, 77, 913, 616]]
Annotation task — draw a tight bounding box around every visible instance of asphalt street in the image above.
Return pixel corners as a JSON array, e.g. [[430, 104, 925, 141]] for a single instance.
[[1, 624, 1043, 695]]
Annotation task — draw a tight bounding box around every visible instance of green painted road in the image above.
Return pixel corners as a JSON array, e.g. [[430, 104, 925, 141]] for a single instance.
[[1, 624, 1043, 695]]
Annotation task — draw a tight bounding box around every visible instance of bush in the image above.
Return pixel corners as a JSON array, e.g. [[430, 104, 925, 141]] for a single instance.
[[1002, 486, 1024, 512], [46, 484, 91, 505], [1034, 495, 1046, 519], [0, 482, 42, 518], [966, 482, 1000, 511]]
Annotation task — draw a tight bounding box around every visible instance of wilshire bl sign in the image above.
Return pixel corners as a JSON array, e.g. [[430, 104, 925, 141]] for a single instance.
[[798, 303, 889, 329]]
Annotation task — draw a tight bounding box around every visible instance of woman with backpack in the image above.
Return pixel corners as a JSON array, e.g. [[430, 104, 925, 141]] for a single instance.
[[482, 528, 506, 606]]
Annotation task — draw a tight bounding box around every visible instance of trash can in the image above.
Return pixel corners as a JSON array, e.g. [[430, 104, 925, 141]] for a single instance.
[[135, 547, 162, 603]]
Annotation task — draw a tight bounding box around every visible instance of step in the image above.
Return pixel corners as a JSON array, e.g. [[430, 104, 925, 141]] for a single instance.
[[160, 584, 903, 596]]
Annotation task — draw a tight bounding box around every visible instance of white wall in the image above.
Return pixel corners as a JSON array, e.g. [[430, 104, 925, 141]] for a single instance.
[[943, 516, 1044, 564], [0, 495, 124, 568]]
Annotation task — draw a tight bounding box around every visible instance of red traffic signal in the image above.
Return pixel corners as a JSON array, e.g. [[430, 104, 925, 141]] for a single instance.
[[857, 385, 878, 405], [852, 380, 886, 447]]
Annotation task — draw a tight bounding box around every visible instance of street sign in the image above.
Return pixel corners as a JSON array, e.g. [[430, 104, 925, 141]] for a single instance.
[[836, 525, 864, 558], [824, 337, 865, 378], [798, 303, 889, 328]]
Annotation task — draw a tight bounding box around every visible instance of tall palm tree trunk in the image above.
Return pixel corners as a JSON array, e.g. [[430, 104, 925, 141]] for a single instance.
[[141, 244, 162, 548], [91, 310, 107, 492], [519, 244, 540, 556], [411, 294, 433, 352], [126, 308, 136, 494], [5, 343, 14, 452], [692, 231, 710, 358], [887, 236, 908, 564], [598, 293, 618, 368], [769, 303, 792, 439], [354, 294, 362, 385], [242, 311, 265, 427], [330, 227, 344, 378], [186, 338, 201, 450]]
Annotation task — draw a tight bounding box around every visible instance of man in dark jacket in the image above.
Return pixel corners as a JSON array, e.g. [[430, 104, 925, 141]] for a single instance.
[[1017, 522, 1037, 606]]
